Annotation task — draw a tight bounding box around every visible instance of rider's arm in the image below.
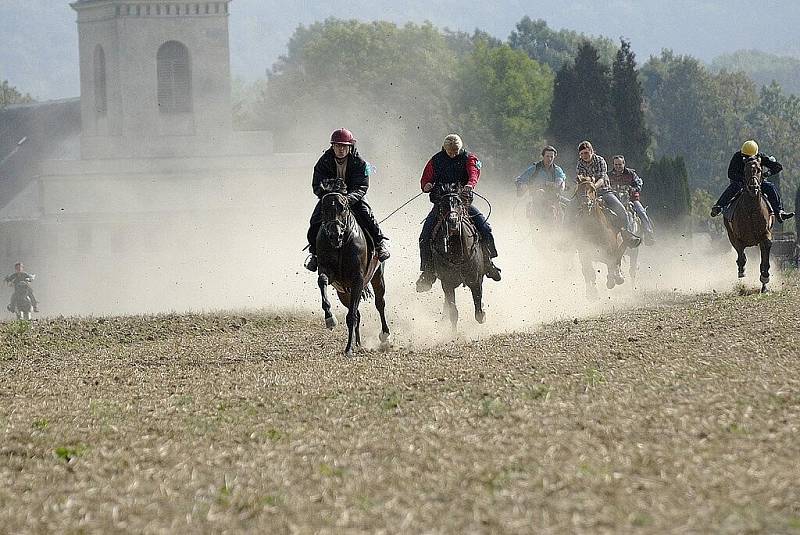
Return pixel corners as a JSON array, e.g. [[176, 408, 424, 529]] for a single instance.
[[465, 153, 481, 188], [630, 170, 643, 191], [760, 154, 783, 177], [515, 165, 536, 196], [420, 159, 435, 192], [346, 160, 369, 204], [312, 158, 331, 198], [555, 165, 566, 191], [727, 153, 744, 183]]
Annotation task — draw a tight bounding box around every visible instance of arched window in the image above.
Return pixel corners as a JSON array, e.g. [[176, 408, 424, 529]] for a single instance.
[[157, 41, 192, 113], [93, 45, 107, 113]]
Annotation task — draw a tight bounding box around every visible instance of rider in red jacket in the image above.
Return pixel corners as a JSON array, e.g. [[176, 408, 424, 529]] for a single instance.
[[416, 134, 501, 292]]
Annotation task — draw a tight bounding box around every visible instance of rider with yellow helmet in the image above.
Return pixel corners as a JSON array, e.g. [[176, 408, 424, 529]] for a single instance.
[[711, 140, 794, 222]]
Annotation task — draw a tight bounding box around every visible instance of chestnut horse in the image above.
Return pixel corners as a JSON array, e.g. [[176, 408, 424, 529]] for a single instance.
[[723, 157, 773, 292], [572, 176, 628, 298]]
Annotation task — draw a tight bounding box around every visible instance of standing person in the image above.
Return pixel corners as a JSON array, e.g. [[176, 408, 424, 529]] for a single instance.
[[514, 145, 566, 195], [416, 134, 501, 292], [608, 155, 655, 244], [576, 140, 641, 248], [710, 140, 794, 222], [304, 128, 390, 272], [5, 262, 38, 312]]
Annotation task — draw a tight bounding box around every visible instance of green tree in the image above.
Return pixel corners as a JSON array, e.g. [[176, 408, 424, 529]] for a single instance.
[[711, 49, 800, 96], [455, 41, 553, 172], [610, 39, 650, 166], [0, 80, 32, 109], [548, 41, 614, 156], [508, 17, 616, 73], [644, 155, 691, 233]]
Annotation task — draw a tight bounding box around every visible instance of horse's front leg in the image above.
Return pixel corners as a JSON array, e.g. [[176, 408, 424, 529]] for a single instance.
[[442, 283, 458, 332], [468, 279, 485, 324], [579, 251, 597, 299], [759, 239, 772, 292], [318, 273, 337, 330], [344, 278, 364, 356], [735, 245, 746, 278]]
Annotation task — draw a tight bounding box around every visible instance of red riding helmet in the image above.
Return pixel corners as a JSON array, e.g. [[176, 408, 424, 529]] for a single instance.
[[330, 128, 356, 146]]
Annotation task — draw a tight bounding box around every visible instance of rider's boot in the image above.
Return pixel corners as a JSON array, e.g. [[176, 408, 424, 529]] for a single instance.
[[482, 235, 502, 281], [305, 252, 318, 272], [375, 238, 391, 261], [6, 303, 12, 312], [778, 210, 795, 222], [710, 205, 722, 217], [622, 228, 642, 248]]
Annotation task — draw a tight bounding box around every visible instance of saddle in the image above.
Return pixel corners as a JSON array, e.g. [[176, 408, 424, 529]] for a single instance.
[[723, 189, 772, 222]]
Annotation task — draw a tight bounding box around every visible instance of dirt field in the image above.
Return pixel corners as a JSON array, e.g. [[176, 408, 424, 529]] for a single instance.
[[1, 276, 799, 534]]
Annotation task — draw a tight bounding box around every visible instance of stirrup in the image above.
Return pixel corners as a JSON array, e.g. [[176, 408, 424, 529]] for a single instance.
[[710, 205, 722, 217], [778, 211, 795, 222]]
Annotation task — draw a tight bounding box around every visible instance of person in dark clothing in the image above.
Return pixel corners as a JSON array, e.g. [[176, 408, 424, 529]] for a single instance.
[[416, 134, 501, 292], [305, 128, 390, 272], [609, 155, 655, 244], [5, 262, 38, 312], [711, 140, 794, 222]]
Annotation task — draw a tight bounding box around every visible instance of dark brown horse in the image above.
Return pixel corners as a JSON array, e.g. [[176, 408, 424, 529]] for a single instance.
[[430, 184, 486, 330], [723, 157, 773, 292], [572, 176, 628, 298], [316, 192, 390, 355]]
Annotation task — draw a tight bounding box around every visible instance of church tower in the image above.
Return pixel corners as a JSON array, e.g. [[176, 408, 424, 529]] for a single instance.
[[70, 1, 234, 159]]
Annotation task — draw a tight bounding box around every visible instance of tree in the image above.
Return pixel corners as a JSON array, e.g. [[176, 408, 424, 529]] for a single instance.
[[644, 155, 691, 233], [508, 17, 616, 73], [610, 39, 650, 166], [454, 41, 553, 172], [711, 49, 800, 96], [0, 80, 32, 109], [548, 41, 614, 157]]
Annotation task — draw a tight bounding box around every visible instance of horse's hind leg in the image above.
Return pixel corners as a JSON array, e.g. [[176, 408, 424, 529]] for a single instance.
[[468, 281, 485, 324], [372, 267, 391, 344], [579, 252, 598, 299], [442, 284, 458, 331], [760, 239, 772, 292], [318, 274, 337, 329], [344, 279, 364, 356]]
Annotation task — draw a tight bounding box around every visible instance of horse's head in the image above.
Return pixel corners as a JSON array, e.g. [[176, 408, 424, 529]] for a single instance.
[[434, 183, 465, 235], [744, 156, 763, 198], [574, 175, 598, 215], [320, 192, 350, 249]]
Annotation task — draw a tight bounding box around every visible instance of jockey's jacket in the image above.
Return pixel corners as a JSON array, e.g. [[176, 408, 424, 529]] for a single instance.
[[420, 149, 480, 191]]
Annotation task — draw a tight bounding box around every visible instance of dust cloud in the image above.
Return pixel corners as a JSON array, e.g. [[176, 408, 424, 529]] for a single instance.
[[24, 124, 760, 350]]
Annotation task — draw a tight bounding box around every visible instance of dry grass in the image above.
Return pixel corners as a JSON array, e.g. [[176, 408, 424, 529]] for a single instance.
[[1, 280, 800, 534]]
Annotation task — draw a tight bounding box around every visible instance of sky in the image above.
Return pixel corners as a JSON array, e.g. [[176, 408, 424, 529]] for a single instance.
[[2, 0, 800, 100]]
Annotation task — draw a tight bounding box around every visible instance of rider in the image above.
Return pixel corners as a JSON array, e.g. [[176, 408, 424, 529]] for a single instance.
[[710, 140, 794, 222], [5, 262, 38, 313], [576, 140, 641, 248], [514, 145, 566, 196], [608, 155, 655, 244], [305, 128, 390, 272], [416, 134, 501, 292]]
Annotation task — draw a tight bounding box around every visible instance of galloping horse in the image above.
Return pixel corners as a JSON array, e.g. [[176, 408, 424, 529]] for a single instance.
[[614, 186, 642, 283], [723, 156, 773, 292], [430, 184, 486, 330], [572, 176, 628, 298], [316, 192, 390, 355]]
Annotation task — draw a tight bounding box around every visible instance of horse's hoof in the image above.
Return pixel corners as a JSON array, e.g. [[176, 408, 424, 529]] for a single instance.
[[345, 348, 354, 357], [379, 331, 391, 343], [606, 277, 616, 290], [475, 310, 486, 324], [738, 271, 745, 278], [614, 273, 625, 285], [761, 284, 769, 294], [760, 274, 770, 284], [325, 316, 338, 330]]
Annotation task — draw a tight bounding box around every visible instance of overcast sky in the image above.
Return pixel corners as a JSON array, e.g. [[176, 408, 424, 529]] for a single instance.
[[2, 0, 799, 100]]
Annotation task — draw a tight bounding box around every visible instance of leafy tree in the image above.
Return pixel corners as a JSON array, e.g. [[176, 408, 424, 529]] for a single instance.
[[548, 41, 614, 157], [609, 39, 650, 166], [0, 80, 32, 109], [711, 49, 800, 96], [644, 155, 690, 232], [508, 17, 616, 73], [454, 41, 553, 172]]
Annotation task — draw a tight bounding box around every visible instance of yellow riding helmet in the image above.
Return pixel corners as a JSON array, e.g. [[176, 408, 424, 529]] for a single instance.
[[741, 140, 759, 156]]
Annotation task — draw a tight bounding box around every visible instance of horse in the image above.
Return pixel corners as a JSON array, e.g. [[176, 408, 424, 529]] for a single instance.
[[315, 192, 390, 356], [723, 156, 773, 292], [572, 176, 628, 298], [430, 184, 486, 330], [614, 186, 642, 283], [8, 279, 34, 320]]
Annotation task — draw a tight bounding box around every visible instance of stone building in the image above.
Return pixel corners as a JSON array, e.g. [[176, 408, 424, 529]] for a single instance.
[[0, 1, 311, 314]]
